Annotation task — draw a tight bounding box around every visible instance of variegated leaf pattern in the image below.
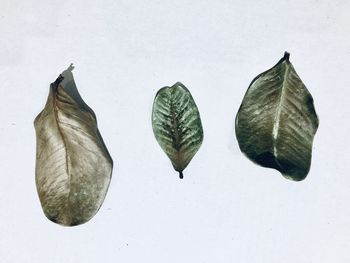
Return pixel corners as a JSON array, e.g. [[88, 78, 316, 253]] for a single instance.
[[34, 65, 113, 226], [152, 82, 203, 179], [235, 52, 319, 181]]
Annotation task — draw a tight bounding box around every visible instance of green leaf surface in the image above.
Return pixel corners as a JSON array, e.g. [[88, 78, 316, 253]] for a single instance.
[[235, 52, 319, 181], [152, 82, 203, 179]]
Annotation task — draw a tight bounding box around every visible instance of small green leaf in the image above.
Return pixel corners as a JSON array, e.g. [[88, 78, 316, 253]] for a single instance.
[[235, 52, 319, 181], [152, 82, 203, 179]]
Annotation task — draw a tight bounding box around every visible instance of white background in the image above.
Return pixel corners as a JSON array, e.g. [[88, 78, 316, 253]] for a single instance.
[[0, 0, 349, 262]]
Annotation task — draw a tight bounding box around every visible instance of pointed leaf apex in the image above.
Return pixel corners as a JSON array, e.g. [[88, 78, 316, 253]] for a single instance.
[[67, 63, 74, 72], [283, 52, 290, 61]]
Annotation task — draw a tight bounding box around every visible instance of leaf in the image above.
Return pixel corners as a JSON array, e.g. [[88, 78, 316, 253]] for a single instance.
[[235, 52, 319, 181], [34, 65, 113, 226], [152, 82, 203, 179]]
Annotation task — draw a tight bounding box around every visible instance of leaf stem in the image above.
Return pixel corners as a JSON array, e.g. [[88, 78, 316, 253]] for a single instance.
[[283, 51, 290, 62], [179, 171, 183, 179], [67, 63, 74, 72]]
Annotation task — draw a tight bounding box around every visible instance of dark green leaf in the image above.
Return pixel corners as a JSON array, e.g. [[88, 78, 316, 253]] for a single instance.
[[235, 52, 319, 181]]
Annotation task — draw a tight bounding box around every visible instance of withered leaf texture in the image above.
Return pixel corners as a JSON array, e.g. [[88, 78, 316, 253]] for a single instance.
[[235, 52, 319, 181], [34, 65, 113, 226], [152, 82, 203, 179]]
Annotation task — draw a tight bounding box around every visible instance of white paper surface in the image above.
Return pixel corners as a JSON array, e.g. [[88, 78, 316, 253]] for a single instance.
[[0, 0, 349, 262]]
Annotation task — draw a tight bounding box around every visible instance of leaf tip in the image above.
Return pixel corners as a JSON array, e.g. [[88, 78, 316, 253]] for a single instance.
[[173, 81, 185, 88], [67, 63, 74, 72], [283, 51, 290, 62], [60, 64, 75, 86]]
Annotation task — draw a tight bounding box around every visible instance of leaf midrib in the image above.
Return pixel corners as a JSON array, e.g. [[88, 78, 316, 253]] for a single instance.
[[169, 90, 182, 168], [272, 61, 290, 158], [52, 85, 73, 222]]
